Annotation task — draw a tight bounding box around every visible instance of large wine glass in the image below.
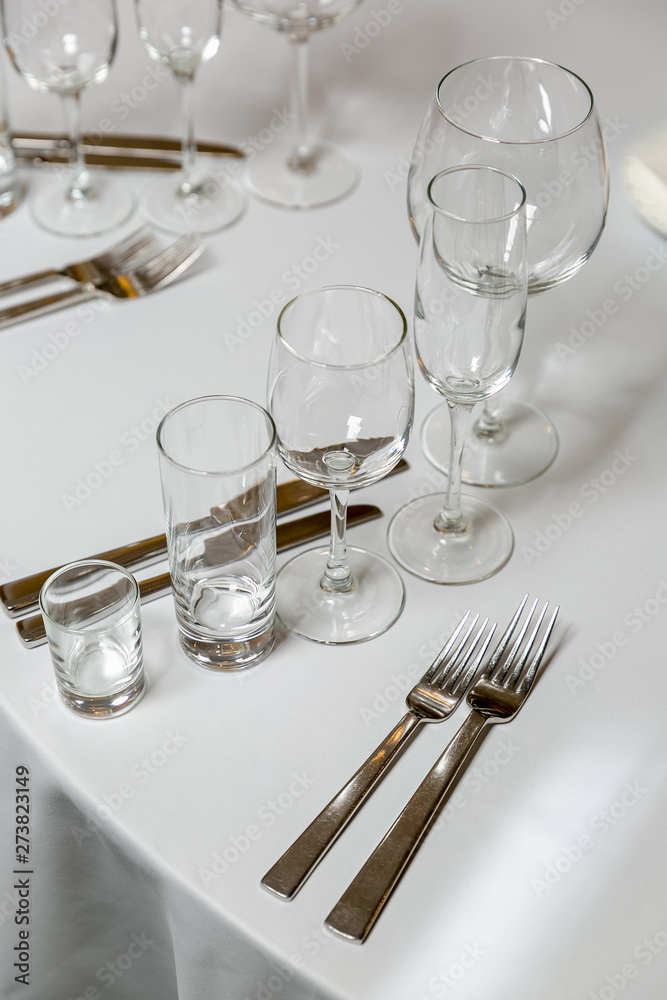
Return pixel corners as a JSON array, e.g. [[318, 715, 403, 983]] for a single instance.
[[408, 56, 609, 486], [229, 0, 362, 209], [135, 0, 245, 233], [268, 285, 414, 643], [2, 0, 133, 236], [388, 166, 527, 584]]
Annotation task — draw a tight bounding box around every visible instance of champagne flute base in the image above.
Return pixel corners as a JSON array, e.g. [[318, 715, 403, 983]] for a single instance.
[[275, 545, 405, 644], [388, 494, 513, 584], [421, 395, 559, 488], [31, 174, 134, 238], [245, 139, 358, 209], [140, 171, 246, 234]]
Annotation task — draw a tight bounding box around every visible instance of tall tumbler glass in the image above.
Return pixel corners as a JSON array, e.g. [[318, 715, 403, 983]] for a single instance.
[[157, 396, 277, 670]]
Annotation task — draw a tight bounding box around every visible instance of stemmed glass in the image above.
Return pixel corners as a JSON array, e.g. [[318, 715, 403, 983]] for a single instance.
[[268, 285, 414, 643], [2, 0, 133, 237], [135, 0, 245, 233], [407, 57, 609, 486], [388, 166, 527, 584], [229, 0, 361, 209]]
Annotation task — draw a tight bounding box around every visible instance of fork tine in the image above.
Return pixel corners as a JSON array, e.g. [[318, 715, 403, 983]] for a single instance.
[[508, 601, 548, 687], [493, 597, 539, 685], [483, 594, 528, 679], [422, 611, 470, 683], [516, 606, 559, 694], [96, 227, 156, 270], [142, 234, 205, 289], [450, 620, 497, 694], [430, 613, 479, 686]]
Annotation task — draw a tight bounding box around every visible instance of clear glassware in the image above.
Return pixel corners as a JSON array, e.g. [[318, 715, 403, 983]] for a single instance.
[[0, 44, 19, 216], [388, 165, 527, 584], [407, 56, 610, 486], [229, 0, 362, 209], [135, 0, 245, 233], [268, 285, 414, 644], [2, 0, 133, 237]]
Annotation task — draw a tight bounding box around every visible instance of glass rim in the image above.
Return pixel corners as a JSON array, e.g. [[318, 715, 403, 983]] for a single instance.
[[435, 55, 595, 144], [39, 559, 140, 637], [427, 164, 527, 224], [276, 284, 408, 371], [156, 394, 277, 477]]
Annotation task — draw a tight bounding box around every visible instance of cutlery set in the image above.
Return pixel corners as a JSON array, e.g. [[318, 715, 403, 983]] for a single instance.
[[261, 596, 559, 942]]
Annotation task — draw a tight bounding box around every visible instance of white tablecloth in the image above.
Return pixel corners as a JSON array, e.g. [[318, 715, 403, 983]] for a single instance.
[[2, 1, 667, 997]]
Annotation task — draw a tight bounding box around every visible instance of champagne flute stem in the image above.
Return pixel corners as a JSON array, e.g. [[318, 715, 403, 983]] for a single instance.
[[176, 71, 198, 194], [287, 31, 314, 172], [61, 91, 89, 200], [435, 401, 474, 532], [473, 397, 505, 439], [321, 488, 354, 592]]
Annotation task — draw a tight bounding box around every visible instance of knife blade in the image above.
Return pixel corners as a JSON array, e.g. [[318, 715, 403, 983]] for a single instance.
[[0, 460, 408, 619], [16, 503, 384, 648], [13, 132, 243, 169]]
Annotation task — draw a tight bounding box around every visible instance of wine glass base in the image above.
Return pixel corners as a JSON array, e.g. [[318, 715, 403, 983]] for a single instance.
[[275, 545, 405, 644], [31, 175, 134, 238], [245, 139, 359, 209], [422, 395, 559, 488], [388, 494, 514, 585], [140, 171, 246, 234]]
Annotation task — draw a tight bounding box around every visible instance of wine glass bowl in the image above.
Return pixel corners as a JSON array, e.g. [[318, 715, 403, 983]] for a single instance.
[[389, 165, 527, 585], [2, 0, 133, 236], [268, 285, 414, 643], [135, 0, 246, 233], [407, 56, 609, 488]]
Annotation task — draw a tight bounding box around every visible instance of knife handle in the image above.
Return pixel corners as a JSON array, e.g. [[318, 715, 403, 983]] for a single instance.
[[0, 285, 97, 330]]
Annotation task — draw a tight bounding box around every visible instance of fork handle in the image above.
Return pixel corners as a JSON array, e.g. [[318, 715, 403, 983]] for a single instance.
[[0, 285, 98, 329], [325, 710, 487, 943], [261, 712, 423, 900], [0, 268, 61, 297]]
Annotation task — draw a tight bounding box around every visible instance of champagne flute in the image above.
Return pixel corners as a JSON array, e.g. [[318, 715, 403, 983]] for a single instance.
[[389, 166, 527, 584], [229, 0, 362, 209], [2, 0, 133, 237], [407, 57, 609, 486], [268, 285, 414, 643], [135, 0, 245, 233]]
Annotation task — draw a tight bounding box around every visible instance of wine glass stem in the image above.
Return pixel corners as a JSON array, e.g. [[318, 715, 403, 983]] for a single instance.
[[321, 488, 354, 593], [176, 71, 198, 193], [61, 92, 89, 200], [287, 32, 314, 172], [473, 397, 504, 439], [435, 400, 474, 532]]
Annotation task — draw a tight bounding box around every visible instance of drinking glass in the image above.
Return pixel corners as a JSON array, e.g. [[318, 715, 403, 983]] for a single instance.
[[40, 560, 145, 718], [229, 0, 362, 208], [268, 285, 414, 643], [388, 166, 527, 584], [407, 56, 609, 486], [2, 0, 133, 236], [135, 0, 245, 233], [157, 396, 277, 670]]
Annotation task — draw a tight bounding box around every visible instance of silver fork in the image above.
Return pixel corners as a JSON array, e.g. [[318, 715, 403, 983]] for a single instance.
[[261, 612, 497, 901], [0, 227, 159, 298], [0, 234, 205, 329], [325, 596, 559, 943]]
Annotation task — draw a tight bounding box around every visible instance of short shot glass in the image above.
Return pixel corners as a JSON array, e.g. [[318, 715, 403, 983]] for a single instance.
[[39, 560, 145, 719]]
